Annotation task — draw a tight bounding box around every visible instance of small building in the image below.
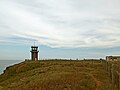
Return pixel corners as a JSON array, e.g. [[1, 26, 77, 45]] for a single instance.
[[30, 46, 39, 60], [106, 56, 120, 61]]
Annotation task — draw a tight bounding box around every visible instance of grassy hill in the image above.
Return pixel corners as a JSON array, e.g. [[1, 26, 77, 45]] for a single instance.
[[0, 60, 116, 90]]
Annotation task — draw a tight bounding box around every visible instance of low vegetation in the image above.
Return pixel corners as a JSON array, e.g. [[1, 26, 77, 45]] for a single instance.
[[0, 60, 117, 90]]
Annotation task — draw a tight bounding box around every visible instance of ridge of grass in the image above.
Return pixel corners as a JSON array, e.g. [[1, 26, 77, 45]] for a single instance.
[[0, 60, 117, 90]]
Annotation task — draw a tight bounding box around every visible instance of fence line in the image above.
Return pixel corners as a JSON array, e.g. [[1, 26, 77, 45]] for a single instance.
[[101, 60, 120, 90]]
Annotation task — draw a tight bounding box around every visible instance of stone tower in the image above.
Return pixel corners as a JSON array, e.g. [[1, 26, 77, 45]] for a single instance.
[[30, 46, 39, 60]]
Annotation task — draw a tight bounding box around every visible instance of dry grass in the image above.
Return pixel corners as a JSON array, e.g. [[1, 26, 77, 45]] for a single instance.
[[109, 61, 120, 66], [0, 60, 116, 90]]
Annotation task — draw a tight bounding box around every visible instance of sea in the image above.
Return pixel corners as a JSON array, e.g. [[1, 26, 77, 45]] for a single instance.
[[0, 60, 23, 74]]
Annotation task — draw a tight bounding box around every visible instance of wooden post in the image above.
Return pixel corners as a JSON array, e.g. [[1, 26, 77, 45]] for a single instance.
[[118, 66, 120, 90], [115, 66, 119, 90], [109, 63, 112, 80], [106, 61, 108, 72], [118, 74, 120, 90], [116, 70, 119, 90], [102, 61, 120, 90], [108, 62, 110, 76], [112, 64, 115, 86]]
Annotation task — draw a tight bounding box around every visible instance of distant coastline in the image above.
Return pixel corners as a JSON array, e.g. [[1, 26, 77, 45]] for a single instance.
[[0, 60, 23, 74]]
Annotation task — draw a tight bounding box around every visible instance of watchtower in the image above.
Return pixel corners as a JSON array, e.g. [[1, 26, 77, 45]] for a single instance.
[[30, 46, 39, 60]]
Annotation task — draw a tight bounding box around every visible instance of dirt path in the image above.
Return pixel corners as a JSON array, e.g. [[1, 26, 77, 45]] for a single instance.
[[90, 74, 101, 90]]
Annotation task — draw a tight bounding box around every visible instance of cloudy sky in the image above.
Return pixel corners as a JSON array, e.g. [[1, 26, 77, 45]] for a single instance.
[[0, 0, 120, 60]]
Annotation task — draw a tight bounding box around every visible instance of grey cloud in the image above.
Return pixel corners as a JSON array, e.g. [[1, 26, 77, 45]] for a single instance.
[[0, 0, 120, 48]]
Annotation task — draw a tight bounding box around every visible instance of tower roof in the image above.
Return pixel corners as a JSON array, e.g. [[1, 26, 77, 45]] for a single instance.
[[31, 46, 38, 48]]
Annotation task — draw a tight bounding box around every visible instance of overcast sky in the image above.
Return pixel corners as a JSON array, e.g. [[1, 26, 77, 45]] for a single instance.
[[0, 0, 120, 60]]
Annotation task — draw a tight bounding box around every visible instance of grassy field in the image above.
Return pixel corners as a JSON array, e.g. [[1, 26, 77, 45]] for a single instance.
[[0, 60, 117, 90]]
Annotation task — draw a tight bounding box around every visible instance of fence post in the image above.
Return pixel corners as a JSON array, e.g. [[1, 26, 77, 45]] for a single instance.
[[118, 74, 120, 90], [108, 62, 110, 76], [106, 61, 108, 72], [109, 63, 112, 80], [118, 66, 120, 90], [102, 61, 120, 90], [112, 64, 115, 86], [115, 66, 119, 90]]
